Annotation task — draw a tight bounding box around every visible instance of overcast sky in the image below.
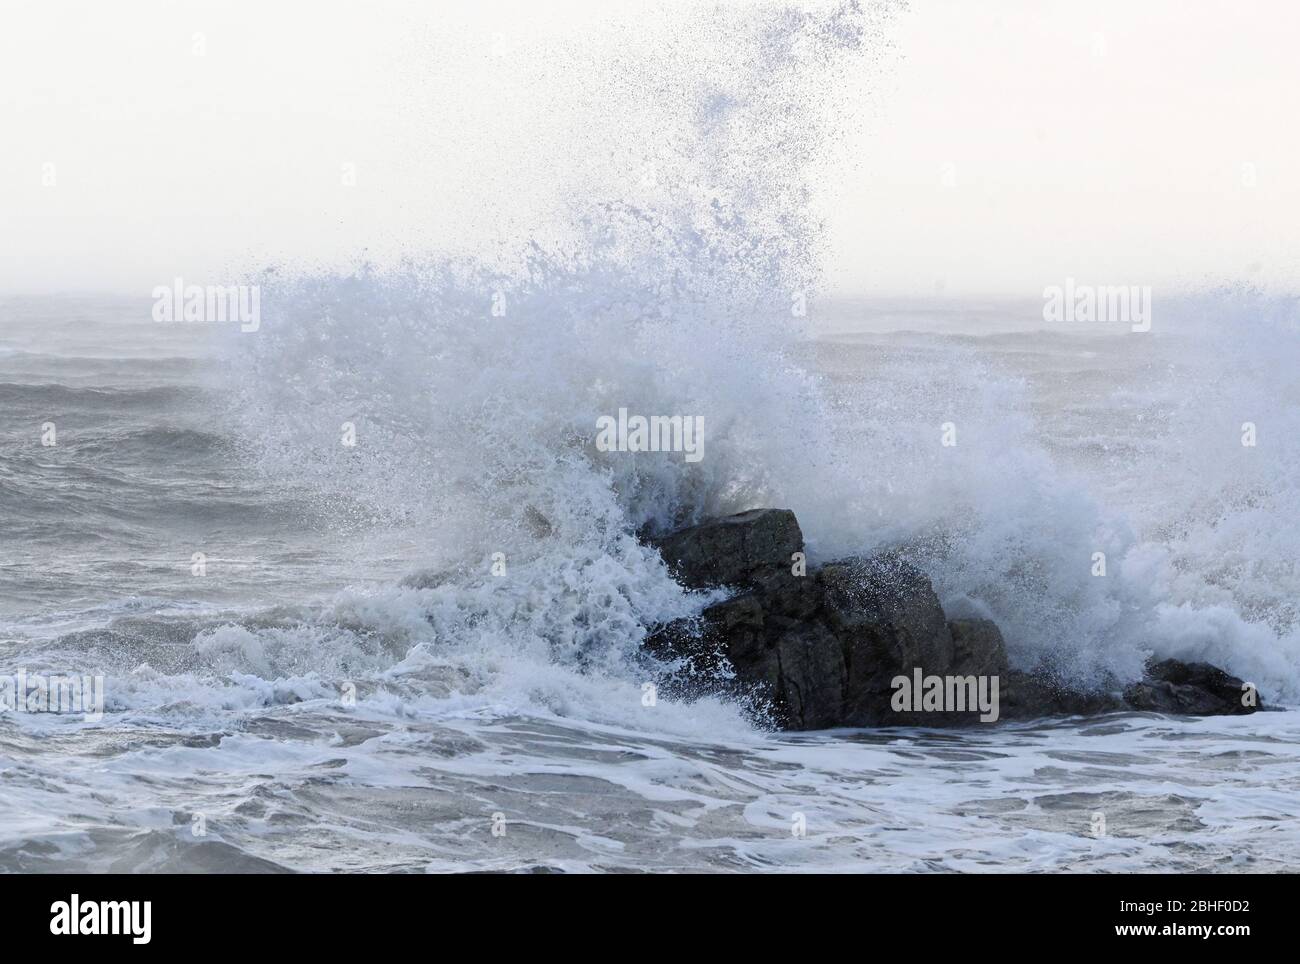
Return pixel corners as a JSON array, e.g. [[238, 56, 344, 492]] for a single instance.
[[2, 0, 1297, 297]]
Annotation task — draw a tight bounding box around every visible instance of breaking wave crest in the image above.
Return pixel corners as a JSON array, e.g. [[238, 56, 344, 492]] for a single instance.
[[192, 1, 1300, 724]]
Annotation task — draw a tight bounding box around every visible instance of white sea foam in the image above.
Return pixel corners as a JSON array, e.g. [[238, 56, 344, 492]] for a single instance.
[[3, 1, 1299, 873], [201, 0, 1300, 713]]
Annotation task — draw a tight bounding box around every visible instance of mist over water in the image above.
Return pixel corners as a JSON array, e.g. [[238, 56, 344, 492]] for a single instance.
[[803, 296, 1300, 700], [3, 1, 1300, 872], [212, 1, 897, 717], [216, 0, 1300, 704]]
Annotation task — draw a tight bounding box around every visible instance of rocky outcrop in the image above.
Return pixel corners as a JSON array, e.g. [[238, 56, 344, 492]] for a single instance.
[[649, 508, 803, 590], [1001, 670, 1126, 719], [649, 552, 997, 728], [644, 509, 1263, 729], [1124, 659, 1259, 716], [948, 619, 1011, 679]]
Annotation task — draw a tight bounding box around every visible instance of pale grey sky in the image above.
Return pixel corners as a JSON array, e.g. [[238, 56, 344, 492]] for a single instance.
[[1, 0, 1297, 296]]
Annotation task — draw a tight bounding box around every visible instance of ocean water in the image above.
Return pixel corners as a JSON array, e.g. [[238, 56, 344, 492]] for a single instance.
[[2, 294, 1299, 873], [3, 2, 1300, 872]]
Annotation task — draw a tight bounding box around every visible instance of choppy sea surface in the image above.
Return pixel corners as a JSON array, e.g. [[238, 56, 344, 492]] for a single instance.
[[2, 295, 1297, 873]]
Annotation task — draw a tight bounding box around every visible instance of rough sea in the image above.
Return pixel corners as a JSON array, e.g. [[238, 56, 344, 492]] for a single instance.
[[2, 291, 1298, 873], [2, 3, 1298, 873]]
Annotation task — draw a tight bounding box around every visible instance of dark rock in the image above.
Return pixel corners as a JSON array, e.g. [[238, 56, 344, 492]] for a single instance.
[[649, 552, 995, 729], [649, 508, 803, 591], [1002, 670, 1125, 719], [1123, 659, 1260, 716], [643, 508, 1262, 729], [948, 619, 1011, 679]]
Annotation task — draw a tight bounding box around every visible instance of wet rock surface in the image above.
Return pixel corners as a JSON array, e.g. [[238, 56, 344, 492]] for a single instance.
[[648, 508, 804, 591], [1124, 659, 1260, 716], [644, 509, 1262, 729]]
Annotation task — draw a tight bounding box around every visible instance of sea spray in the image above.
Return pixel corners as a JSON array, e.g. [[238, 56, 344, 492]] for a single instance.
[[213, 2, 1300, 718], [215, 3, 901, 723]]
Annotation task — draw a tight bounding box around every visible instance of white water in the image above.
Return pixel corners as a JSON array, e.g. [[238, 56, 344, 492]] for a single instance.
[[2, 1, 1299, 872]]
